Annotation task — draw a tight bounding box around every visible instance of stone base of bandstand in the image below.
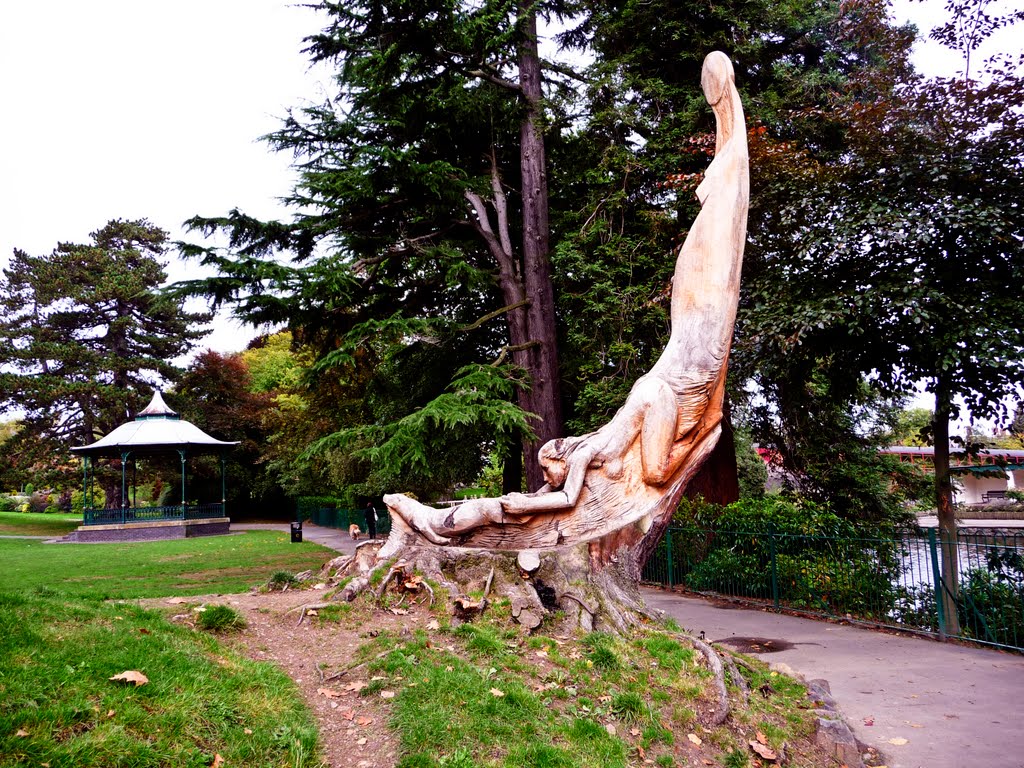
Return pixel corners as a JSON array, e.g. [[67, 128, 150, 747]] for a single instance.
[[63, 518, 231, 543]]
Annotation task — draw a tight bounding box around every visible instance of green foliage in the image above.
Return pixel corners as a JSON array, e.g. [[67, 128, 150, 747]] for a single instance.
[[196, 604, 247, 632], [673, 496, 905, 617], [736, 0, 1024, 522], [0, 219, 209, 496], [734, 428, 767, 499]]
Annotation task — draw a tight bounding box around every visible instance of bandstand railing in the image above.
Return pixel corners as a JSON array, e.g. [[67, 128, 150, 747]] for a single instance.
[[83, 503, 225, 526]]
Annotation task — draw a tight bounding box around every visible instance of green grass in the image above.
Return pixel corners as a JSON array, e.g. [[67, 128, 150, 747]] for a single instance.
[[0, 589, 317, 767], [2, 531, 334, 599], [0, 511, 81, 537]]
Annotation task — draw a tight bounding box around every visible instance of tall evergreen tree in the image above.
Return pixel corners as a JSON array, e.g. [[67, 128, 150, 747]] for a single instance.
[[178, 0, 581, 492], [0, 219, 209, 498]]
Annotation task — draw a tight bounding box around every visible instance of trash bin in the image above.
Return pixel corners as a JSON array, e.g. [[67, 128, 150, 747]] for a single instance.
[[290, 520, 303, 543]]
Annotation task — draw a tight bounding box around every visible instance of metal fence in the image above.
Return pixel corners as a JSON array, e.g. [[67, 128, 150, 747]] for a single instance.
[[304, 507, 393, 536], [83, 503, 225, 526], [642, 525, 1024, 652]]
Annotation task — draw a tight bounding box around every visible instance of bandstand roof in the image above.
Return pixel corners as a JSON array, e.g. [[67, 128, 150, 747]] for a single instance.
[[71, 391, 238, 458]]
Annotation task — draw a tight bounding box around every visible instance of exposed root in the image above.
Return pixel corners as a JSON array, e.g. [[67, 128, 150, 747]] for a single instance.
[[690, 636, 730, 726], [289, 602, 333, 626], [319, 554, 353, 581], [374, 563, 407, 601], [320, 649, 392, 683], [719, 648, 750, 706]]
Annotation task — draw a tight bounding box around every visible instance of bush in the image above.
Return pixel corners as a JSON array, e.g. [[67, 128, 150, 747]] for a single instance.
[[674, 495, 903, 617], [0, 494, 17, 512]]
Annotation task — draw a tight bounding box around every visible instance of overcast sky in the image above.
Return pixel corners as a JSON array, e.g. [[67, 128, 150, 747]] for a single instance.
[[0, 1, 1018, 357]]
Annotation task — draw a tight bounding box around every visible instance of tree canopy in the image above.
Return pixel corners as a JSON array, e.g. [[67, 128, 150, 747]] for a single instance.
[[173, 0, 926, 507], [0, 219, 209, 491]]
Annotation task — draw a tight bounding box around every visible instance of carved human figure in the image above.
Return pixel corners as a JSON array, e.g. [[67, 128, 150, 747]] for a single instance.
[[384, 51, 748, 549]]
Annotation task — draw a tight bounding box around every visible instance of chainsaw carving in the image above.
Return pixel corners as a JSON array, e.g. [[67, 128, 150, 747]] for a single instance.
[[380, 50, 749, 560]]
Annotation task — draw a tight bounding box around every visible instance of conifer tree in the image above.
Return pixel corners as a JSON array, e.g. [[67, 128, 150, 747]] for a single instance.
[[0, 219, 209, 498]]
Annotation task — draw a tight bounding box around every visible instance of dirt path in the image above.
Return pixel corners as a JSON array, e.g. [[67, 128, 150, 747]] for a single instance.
[[153, 589, 413, 768]]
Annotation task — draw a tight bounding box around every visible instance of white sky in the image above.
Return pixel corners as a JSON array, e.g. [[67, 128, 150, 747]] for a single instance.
[[0, 0, 1019, 370]]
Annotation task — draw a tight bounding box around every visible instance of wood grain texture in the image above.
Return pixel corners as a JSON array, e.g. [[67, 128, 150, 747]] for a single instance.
[[380, 51, 749, 560]]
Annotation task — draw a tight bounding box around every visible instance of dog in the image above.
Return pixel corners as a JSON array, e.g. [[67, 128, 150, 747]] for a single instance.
[[348, 523, 362, 540]]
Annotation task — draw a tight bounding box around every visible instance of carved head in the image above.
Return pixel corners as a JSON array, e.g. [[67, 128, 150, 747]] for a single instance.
[[701, 51, 734, 107], [538, 438, 570, 487]]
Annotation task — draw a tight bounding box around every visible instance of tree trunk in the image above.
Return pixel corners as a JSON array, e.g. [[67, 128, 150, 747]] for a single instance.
[[517, 0, 563, 490], [684, 395, 740, 507], [932, 381, 960, 637]]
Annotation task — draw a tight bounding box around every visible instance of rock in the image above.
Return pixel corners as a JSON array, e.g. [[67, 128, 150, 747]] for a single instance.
[[815, 717, 864, 768], [517, 609, 543, 629]]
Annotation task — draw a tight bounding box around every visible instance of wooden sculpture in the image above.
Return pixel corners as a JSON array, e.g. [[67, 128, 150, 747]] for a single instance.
[[327, 51, 748, 633]]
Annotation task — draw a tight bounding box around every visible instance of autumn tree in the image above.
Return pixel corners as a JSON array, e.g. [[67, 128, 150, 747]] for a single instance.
[[0, 220, 209, 499]]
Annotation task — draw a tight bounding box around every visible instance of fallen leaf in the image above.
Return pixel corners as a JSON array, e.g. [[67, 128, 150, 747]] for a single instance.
[[908, 722, 923, 728], [535, 650, 548, 658], [357, 737, 367, 745], [371, 675, 386, 681], [749, 740, 778, 761], [109, 670, 149, 686], [688, 733, 703, 747], [106, 710, 116, 718], [211, 754, 225, 768], [15, 729, 29, 737], [380, 690, 396, 699], [244, 728, 253, 735], [756, 731, 769, 745], [637, 744, 646, 759], [312, 582, 327, 590], [605, 724, 616, 736], [345, 681, 368, 692], [390, 608, 408, 615], [490, 688, 505, 697], [630, 727, 642, 736], [306, 609, 318, 617], [597, 695, 612, 703], [426, 619, 440, 630], [356, 716, 373, 726], [888, 737, 909, 746], [317, 687, 343, 699], [138, 628, 151, 635], [342, 709, 355, 721]]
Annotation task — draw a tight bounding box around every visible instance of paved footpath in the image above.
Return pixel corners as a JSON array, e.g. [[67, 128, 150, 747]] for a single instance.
[[644, 588, 1024, 768]]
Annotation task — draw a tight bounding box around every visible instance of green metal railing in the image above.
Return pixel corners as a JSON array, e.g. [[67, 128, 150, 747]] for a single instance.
[[83, 503, 225, 526], [642, 525, 1024, 652], [302, 507, 392, 536]]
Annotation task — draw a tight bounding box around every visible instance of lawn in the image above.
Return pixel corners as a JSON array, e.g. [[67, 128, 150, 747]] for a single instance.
[[0, 530, 335, 767], [3, 531, 334, 599], [0, 589, 318, 768], [0, 511, 82, 537]]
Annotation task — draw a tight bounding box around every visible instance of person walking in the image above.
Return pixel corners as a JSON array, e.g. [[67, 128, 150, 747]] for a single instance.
[[364, 500, 377, 540]]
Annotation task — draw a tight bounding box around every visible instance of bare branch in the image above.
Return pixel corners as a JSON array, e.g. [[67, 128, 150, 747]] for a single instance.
[[458, 299, 531, 333]]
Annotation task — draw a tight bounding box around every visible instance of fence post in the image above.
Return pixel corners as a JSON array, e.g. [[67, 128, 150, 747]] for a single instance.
[[769, 521, 780, 610], [927, 527, 947, 641], [665, 528, 674, 590]]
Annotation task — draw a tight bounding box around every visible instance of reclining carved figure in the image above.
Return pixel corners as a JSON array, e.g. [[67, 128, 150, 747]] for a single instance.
[[382, 51, 748, 557]]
